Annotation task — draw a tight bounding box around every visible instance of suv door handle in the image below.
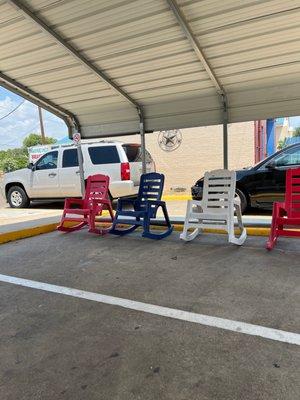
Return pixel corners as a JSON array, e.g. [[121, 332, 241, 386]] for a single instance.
[[48, 172, 57, 177], [76, 170, 80, 174]]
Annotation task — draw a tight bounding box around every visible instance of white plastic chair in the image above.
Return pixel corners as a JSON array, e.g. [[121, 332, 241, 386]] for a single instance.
[[180, 169, 247, 245]]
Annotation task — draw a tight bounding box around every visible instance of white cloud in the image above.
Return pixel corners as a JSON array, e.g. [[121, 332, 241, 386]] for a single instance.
[[0, 95, 67, 150]]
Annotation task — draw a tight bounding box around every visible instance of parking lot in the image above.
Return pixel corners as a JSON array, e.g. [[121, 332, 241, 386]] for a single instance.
[[0, 230, 299, 400]]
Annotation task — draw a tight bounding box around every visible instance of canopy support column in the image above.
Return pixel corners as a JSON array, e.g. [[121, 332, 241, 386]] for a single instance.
[[222, 94, 229, 170], [138, 107, 147, 174]]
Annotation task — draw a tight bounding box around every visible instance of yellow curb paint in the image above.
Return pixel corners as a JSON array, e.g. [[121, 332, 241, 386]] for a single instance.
[[0, 221, 270, 245], [162, 195, 191, 201], [0, 223, 58, 244], [171, 224, 270, 237]]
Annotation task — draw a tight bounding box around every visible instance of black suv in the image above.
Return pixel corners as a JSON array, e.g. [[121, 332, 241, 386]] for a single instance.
[[192, 143, 300, 213]]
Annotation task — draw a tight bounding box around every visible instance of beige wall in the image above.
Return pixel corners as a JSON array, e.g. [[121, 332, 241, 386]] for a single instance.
[[109, 121, 254, 193]]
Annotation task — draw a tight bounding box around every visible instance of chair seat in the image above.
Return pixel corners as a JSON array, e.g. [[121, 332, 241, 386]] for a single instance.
[[189, 211, 228, 220], [277, 217, 300, 224], [64, 208, 91, 214], [117, 210, 146, 217]]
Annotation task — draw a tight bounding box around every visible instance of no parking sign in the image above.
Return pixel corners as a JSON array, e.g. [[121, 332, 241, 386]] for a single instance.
[[72, 132, 81, 144]]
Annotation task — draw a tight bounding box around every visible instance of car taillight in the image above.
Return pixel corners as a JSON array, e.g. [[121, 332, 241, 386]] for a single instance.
[[121, 162, 130, 180]]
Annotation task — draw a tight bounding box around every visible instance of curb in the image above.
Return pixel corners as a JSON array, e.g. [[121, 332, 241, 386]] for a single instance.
[[0, 221, 270, 244], [0, 222, 58, 244]]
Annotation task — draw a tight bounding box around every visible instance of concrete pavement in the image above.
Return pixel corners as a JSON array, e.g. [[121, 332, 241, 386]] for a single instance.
[[0, 231, 299, 400]]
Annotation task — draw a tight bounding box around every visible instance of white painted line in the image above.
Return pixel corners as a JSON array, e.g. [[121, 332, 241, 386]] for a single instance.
[[0, 273, 299, 346]]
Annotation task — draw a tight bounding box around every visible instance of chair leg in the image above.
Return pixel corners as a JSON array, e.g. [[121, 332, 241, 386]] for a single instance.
[[57, 221, 87, 232], [88, 203, 114, 235], [180, 200, 200, 241], [57, 211, 88, 233], [109, 212, 139, 236], [228, 205, 247, 245], [142, 204, 173, 240], [266, 203, 279, 250]]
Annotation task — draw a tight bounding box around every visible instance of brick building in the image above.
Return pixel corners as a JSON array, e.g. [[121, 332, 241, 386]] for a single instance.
[[117, 121, 254, 193]]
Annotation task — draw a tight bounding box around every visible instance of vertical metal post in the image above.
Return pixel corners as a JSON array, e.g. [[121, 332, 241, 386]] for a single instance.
[[72, 128, 85, 199], [222, 94, 229, 170], [38, 106, 46, 144], [76, 143, 85, 198], [138, 107, 147, 174]]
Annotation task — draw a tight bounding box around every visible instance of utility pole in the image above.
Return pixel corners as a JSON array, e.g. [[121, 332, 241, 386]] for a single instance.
[[38, 106, 46, 144]]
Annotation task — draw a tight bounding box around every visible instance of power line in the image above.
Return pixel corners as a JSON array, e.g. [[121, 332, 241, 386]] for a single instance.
[[0, 99, 25, 120]]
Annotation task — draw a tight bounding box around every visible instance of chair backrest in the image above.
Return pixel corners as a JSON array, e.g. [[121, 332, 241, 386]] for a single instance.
[[84, 174, 110, 207], [285, 167, 300, 217], [137, 172, 164, 218], [202, 169, 236, 214]]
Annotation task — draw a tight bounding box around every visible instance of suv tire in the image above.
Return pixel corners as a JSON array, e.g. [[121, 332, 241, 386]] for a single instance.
[[7, 186, 30, 208], [236, 188, 248, 214]]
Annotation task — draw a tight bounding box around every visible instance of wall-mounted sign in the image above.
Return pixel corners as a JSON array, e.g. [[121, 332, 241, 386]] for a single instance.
[[158, 129, 182, 152]]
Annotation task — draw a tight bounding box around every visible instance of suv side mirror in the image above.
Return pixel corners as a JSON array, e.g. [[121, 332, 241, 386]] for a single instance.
[[28, 162, 35, 171]]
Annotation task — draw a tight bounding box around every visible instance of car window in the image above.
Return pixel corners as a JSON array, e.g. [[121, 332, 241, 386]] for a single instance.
[[62, 149, 78, 168], [88, 146, 120, 164], [122, 144, 153, 163], [35, 151, 58, 170], [272, 146, 300, 167]]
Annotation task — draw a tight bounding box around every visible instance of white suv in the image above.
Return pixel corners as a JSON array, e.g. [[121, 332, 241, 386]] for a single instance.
[[1, 141, 155, 208]]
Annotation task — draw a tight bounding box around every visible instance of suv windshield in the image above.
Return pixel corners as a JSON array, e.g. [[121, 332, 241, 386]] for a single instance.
[[122, 144, 153, 163]]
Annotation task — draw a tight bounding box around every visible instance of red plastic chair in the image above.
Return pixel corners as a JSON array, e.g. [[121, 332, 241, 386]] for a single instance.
[[57, 174, 114, 235], [266, 167, 300, 250]]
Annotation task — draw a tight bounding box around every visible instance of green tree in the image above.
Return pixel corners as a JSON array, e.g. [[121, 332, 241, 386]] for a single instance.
[[0, 147, 28, 173], [293, 127, 300, 137], [23, 133, 56, 148], [0, 132, 57, 173], [277, 138, 287, 150]]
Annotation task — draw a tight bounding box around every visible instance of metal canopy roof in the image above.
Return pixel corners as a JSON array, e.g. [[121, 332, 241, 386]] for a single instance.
[[1, 0, 300, 139]]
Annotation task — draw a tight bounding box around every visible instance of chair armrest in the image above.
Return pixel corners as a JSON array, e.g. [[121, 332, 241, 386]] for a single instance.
[[117, 197, 136, 210], [146, 199, 165, 206], [234, 197, 241, 207], [65, 198, 84, 208], [189, 199, 203, 207], [187, 199, 204, 213]]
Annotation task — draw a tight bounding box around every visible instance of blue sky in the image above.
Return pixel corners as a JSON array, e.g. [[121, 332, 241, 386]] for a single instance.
[[0, 87, 67, 150], [1, 86, 300, 150]]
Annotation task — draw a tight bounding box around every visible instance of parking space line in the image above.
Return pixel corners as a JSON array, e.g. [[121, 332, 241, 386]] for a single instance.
[[0, 273, 299, 346]]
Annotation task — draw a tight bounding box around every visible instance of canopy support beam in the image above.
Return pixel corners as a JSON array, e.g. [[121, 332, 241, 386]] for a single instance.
[[0, 71, 79, 135], [7, 0, 147, 173], [167, 0, 229, 169]]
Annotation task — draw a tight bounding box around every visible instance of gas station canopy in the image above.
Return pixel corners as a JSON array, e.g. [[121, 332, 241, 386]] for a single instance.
[[1, 0, 300, 138]]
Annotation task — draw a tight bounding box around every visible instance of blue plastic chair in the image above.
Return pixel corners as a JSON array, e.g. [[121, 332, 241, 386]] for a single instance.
[[110, 172, 173, 239]]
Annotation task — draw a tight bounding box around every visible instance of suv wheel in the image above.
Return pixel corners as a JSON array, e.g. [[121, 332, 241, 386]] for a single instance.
[[7, 186, 30, 208], [236, 188, 248, 214]]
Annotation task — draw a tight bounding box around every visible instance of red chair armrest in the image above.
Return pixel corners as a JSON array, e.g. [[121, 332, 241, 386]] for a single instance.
[[65, 198, 84, 208]]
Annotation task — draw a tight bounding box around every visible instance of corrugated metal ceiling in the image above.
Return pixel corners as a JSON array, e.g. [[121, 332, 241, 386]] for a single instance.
[[1, 0, 300, 137]]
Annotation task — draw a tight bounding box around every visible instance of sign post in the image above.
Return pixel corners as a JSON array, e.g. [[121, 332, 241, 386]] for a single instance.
[[73, 132, 85, 198]]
